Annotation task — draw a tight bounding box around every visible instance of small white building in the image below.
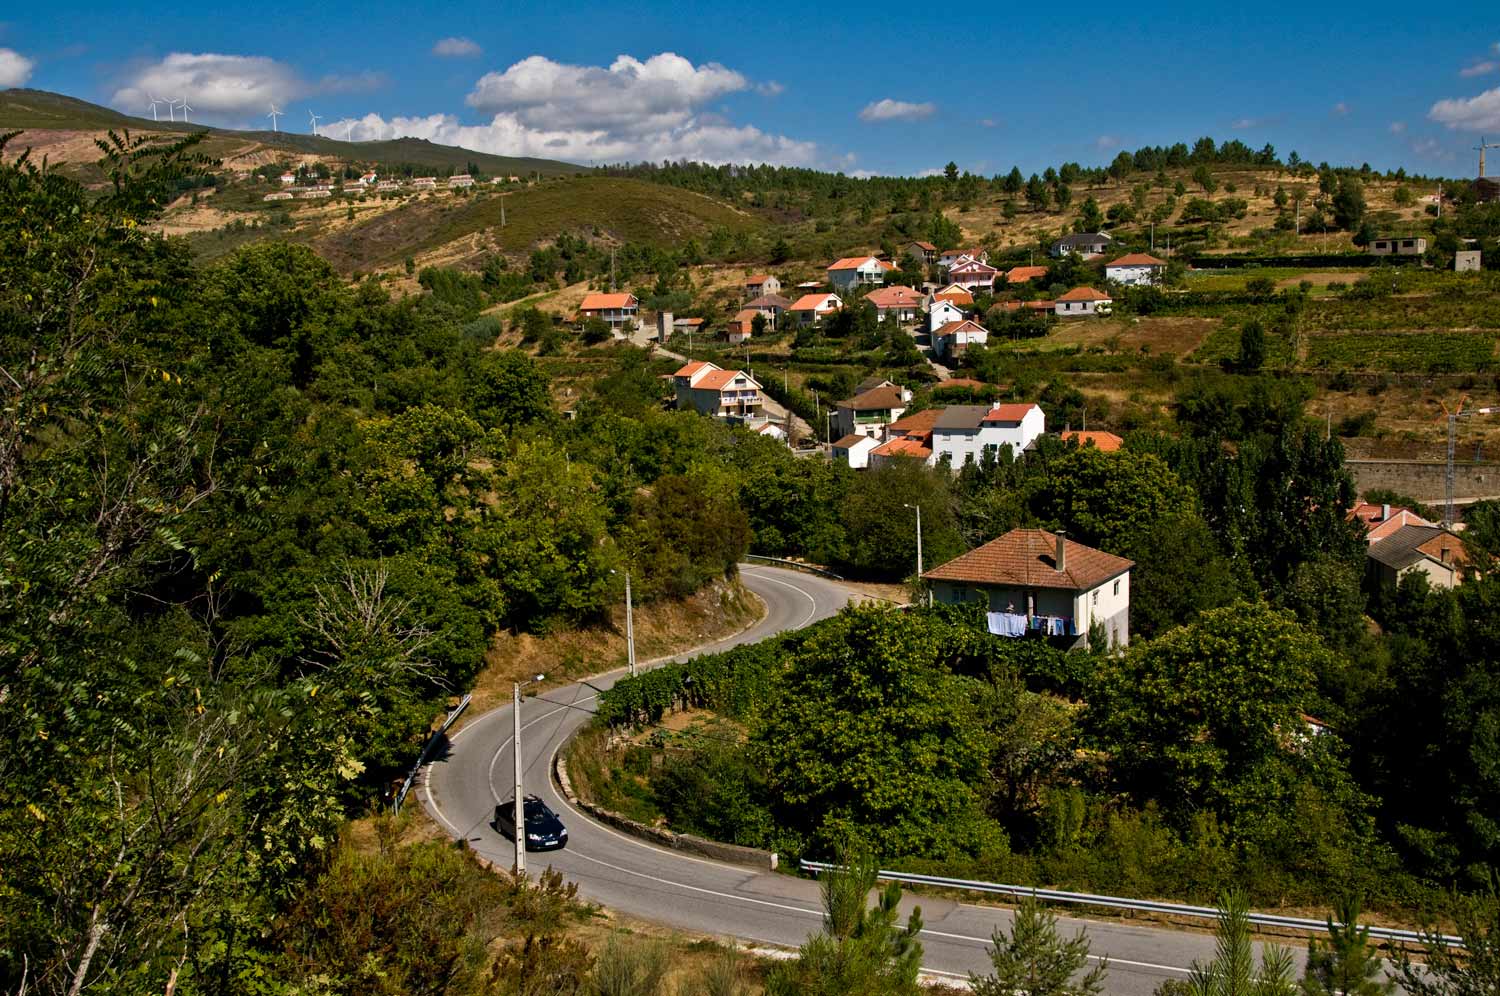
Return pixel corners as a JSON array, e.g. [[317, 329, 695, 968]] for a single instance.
[[789, 292, 842, 326], [1368, 236, 1427, 257], [672, 361, 765, 424], [447, 174, 475, 188], [1054, 287, 1112, 317], [263, 191, 294, 202], [833, 433, 880, 469], [827, 256, 894, 291], [1050, 232, 1116, 258], [863, 285, 924, 323], [579, 292, 640, 328], [1104, 252, 1167, 287], [745, 274, 782, 298], [930, 402, 1045, 467], [411, 177, 437, 189], [279, 172, 296, 185], [932, 319, 989, 359], [927, 298, 968, 332], [923, 528, 1133, 649]]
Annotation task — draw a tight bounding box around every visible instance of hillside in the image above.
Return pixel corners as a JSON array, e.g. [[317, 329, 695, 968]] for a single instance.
[[0, 88, 581, 178]]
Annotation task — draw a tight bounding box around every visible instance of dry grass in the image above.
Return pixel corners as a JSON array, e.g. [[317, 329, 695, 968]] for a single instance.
[[457, 577, 764, 730]]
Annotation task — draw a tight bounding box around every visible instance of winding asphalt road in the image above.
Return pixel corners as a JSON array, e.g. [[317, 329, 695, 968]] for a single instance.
[[420, 564, 1305, 994]]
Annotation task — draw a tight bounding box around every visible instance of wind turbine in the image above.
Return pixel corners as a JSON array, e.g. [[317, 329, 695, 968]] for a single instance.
[[267, 103, 283, 132], [147, 94, 162, 121], [308, 110, 321, 137], [179, 98, 192, 123], [343, 120, 354, 142]]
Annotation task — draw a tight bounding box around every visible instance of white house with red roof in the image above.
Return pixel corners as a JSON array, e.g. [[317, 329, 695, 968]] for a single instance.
[[945, 256, 1000, 291], [939, 247, 989, 268], [932, 319, 989, 359], [1104, 253, 1167, 287], [1054, 287, 1112, 317], [864, 285, 924, 323], [789, 292, 842, 326], [745, 274, 782, 298], [827, 256, 894, 292], [833, 433, 881, 469], [930, 402, 1045, 467], [579, 292, 640, 328], [927, 298, 969, 332], [672, 361, 765, 423]]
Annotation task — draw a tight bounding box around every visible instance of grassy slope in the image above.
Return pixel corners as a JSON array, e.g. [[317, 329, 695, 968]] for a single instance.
[[313, 175, 763, 271], [0, 88, 580, 177]]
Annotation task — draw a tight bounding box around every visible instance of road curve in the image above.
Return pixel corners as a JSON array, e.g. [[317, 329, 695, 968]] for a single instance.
[[420, 565, 1299, 994]]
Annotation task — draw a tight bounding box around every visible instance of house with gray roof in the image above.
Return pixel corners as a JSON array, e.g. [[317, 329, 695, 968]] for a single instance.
[[1049, 231, 1116, 258], [1366, 523, 1471, 589]]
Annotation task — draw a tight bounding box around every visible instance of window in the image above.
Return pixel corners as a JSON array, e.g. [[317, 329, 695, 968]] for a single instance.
[[1092, 590, 1099, 605], [1113, 579, 1120, 596]]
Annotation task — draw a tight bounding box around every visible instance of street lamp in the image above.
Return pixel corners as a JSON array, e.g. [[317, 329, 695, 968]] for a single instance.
[[610, 568, 636, 676], [512, 672, 546, 875]]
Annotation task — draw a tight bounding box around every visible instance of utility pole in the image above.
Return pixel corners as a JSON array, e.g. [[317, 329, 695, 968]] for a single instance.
[[511, 673, 546, 874], [625, 569, 636, 677], [904, 502, 930, 606], [610, 249, 616, 292]]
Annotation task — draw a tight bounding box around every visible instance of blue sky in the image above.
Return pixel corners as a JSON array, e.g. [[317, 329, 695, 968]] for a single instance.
[[3, 1, 1498, 177]]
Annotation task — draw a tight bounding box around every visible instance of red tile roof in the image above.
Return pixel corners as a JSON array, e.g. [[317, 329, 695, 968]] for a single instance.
[[933, 319, 987, 338], [871, 436, 932, 460], [834, 433, 875, 449], [673, 360, 714, 378], [864, 285, 923, 308], [934, 378, 992, 392], [934, 285, 974, 304], [790, 293, 841, 312], [923, 528, 1133, 591], [1006, 265, 1049, 283], [1061, 430, 1124, 452], [910, 241, 937, 251], [695, 368, 754, 391], [1056, 286, 1110, 302], [580, 292, 638, 310], [828, 255, 881, 270], [746, 274, 774, 284], [981, 403, 1040, 424], [1106, 253, 1166, 268]]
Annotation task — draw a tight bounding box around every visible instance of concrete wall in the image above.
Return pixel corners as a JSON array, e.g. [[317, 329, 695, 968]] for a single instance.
[[1347, 459, 1497, 503]]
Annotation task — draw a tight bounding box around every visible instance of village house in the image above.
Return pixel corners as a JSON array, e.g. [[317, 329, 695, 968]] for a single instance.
[[864, 285, 924, 323], [827, 256, 895, 291], [1054, 287, 1112, 317], [945, 256, 1000, 292], [833, 381, 911, 439], [358, 171, 377, 185], [1061, 430, 1124, 452], [789, 292, 842, 326], [1349, 502, 1434, 544], [1050, 232, 1116, 258], [727, 309, 760, 344], [1367, 236, 1428, 257], [579, 292, 640, 329], [932, 319, 989, 359], [930, 402, 1045, 467], [927, 298, 969, 331], [939, 247, 989, 268], [672, 361, 765, 423], [833, 433, 880, 469], [1366, 523, 1470, 589], [745, 274, 782, 298], [745, 293, 792, 326], [263, 191, 293, 202], [1006, 265, 1050, 285], [376, 180, 400, 192], [751, 421, 788, 444], [933, 284, 975, 307], [278, 172, 296, 185], [447, 174, 475, 188], [868, 434, 933, 468], [1104, 252, 1167, 287], [923, 529, 1133, 649], [411, 177, 437, 189], [905, 241, 938, 268]]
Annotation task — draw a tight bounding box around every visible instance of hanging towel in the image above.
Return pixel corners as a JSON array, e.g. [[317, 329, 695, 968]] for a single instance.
[[987, 612, 1028, 637]]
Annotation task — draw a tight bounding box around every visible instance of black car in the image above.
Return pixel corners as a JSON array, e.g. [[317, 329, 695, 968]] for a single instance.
[[494, 794, 568, 851]]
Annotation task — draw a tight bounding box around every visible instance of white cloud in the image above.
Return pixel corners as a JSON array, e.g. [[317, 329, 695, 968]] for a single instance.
[[755, 80, 783, 96], [1429, 87, 1500, 131], [325, 110, 819, 166], [916, 167, 945, 177], [0, 47, 34, 87], [1332, 101, 1350, 116], [113, 53, 303, 118], [1389, 121, 1407, 134], [980, 118, 998, 128], [1461, 60, 1498, 78], [858, 98, 935, 123], [1410, 137, 1454, 160], [1095, 134, 1120, 150], [433, 37, 482, 58]]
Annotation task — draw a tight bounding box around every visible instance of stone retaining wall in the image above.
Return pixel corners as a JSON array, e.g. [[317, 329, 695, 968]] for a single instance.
[[554, 747, 778, 872], [1347, 458, 1497, 503]]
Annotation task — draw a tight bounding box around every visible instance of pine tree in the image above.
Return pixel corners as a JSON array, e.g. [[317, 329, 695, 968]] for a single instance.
[[1182, 892, 1297, 996], [1302, 895, 1394, 996], [970, 897, 1108, 996], [1397, 888, 1500, 996]]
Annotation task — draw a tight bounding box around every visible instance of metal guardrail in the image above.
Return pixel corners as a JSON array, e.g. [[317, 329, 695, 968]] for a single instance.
[[394, 694, 471, 812], [800, 860, 1463, 948], [744, 554, 844, 580]]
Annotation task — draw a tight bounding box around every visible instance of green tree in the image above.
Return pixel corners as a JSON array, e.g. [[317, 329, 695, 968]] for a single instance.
[[1025, 447, 1197, 555], [755, 606, 998, 858], [473, 348, 552, 428], [1193, 164, 1219, 194], [766, 846, 924, 996], [944, 161, 960, 182], [838, 459, 963, 578], [970, 898, 1108, 996], [1077, 196, 1104, 233], [1185, 892, 1297, 996], [1302, 895, 1395, 996], [1396, 890, 1500, 996], [1238, 320, 1266, 371], [1332, 177, 1367, 232], [1127, 511, 1245, 639]]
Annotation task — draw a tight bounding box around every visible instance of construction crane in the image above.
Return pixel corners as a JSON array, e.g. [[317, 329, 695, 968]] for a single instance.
[[1476, 136, 1500, 179], [1439, 396, 1498, 526]]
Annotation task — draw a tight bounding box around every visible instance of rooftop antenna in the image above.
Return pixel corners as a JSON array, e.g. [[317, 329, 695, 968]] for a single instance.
[[308, 110, 322, 137], [267, 103, 283, 132]]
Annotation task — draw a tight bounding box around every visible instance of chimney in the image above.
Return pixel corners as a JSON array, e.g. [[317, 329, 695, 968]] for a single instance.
[[1055, 531, 1066, 573], [1381, 503, 1391, 521]]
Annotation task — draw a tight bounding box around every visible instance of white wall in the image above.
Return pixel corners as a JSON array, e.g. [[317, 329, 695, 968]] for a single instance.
[[1106, 265, 1160, 286], [928, 300, 966, 332]]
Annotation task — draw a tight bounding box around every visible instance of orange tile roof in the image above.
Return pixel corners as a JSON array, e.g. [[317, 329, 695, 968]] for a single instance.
[[828, 255, 880, 270], [934, 285, 974, 304], [1006, 265, 1049, 283], [872, 436, 932, 460], [923, 528, 1133, 591], [580, 292, 637, 310], [1106, 253, 1166, 268], [746, 274, 774, 283], [910, 241, 937, 250], [934, 378, 992, 392], [790, 293, 840, 312], [1061, 430, 1124, 452], [982, 403, 1040, 424], [733, 308, 761, 323], [887, 408, 943, 435], [933, 319, 987, 337], [864, 285, 922, 308], [673, 360, 715, 378], [834, 433, 875, 449], [1057, 286, 1110, 302], [695, 368, 754, 391]]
